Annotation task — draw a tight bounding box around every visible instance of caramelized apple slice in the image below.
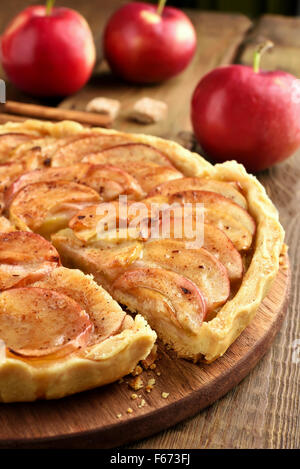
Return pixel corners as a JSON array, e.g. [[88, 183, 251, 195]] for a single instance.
[[51, 134, 133, 167], [169, 191, 255, 250], [7, 137, 62, 169], [158, 218, 243, 282], [69, 201, 151, 244], [113, 267, 207, 334], [5, 164, 89, 207], [0, 163, 24, 192], [84, 143, 174, 167], [141, 239, 230, 312], [0, 231, 60, 290], [0, 133, 36, 163], [80, 164, 145, 200], [0, 287, 92, 358], [9, 135, 92, 169], [0, 216, 15, 233], [120, 162, 183, 193], [32, 267, 127, 345], [149, 177, 247, 209], [5, 164, 143, 207], [9, 181, 101, 237]]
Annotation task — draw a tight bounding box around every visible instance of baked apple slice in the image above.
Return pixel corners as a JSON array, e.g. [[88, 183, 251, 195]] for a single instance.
[[0, 287, 92, 359], [112, 267, 207, 334], [0, 133, 36, 163], [7, 137, 64, 169], [0, 231, 60, 290], [0, 216, 15, 233], [157, 217, 243, 282], [149, 177, 247, 209], [9, 181, 101, 237], [51, 134, 134, 167], [32, 266, 127, 344], [83, 143, 174, 168], [5, 164, 143, 208], [68, 201, 151, 244], [80, 164, 145, 200], [169, 191, 255, 250], [0, 163, 24, 192], [141, 239, 230, 312]]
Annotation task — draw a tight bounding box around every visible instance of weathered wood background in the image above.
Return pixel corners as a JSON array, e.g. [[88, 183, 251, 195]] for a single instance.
[[0, 0, 299, 449]]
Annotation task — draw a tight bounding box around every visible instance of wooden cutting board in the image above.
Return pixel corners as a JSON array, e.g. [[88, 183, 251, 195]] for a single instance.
[[0, 257, 290, 449]]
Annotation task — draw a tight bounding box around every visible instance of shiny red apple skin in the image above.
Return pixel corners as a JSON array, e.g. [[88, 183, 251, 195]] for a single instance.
[[191, 65, 300, 172], [103, 2, 197, 83], [0, 6, 96, 97]]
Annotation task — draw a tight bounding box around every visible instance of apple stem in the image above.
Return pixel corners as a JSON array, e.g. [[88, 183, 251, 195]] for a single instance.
[[46, 0, 56, 16], [157, 0, 167, 16], [253, 40, 274, 73]]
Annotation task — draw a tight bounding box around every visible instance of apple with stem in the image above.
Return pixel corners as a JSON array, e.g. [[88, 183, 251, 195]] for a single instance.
[[103, 0, 197, 83], [0, 0, 96, 97], [191, 41, 300, 172]]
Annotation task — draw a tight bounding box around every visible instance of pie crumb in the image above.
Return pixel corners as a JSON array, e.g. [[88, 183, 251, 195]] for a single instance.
[[138, 399, 146, 408], [117, 413, 122, 419], [162, 392, 170, 399], [131, 393, 138, 400], [131, 365, 143, 376], [129, 376, 144, 391], [127, 407, 133, 414]]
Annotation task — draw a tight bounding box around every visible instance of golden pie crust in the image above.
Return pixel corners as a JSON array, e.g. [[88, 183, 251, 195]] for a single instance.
[[0, 119, 285, 401]]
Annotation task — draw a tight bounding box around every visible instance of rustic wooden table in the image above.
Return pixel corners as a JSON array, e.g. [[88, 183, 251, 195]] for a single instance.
[[1, 1, 299, 450]]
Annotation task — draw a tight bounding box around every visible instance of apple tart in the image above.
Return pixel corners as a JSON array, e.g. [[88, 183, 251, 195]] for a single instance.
[[0, 119, 285, 369]]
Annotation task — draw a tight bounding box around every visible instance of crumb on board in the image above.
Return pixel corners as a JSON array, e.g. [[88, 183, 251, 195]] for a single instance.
[[145, 377, 156, 393], [156, 371, 161, 376], [138, 399, 146, 409], [129, 376, 144, 391], [117, 413, 122, 419], [130, 97, 168, 124], [162, 392, 170, 399], [131, 393, 138, 400], [127, 407, 133, 414], [131, 365, 143, 376], [86, 97, 121, 120]]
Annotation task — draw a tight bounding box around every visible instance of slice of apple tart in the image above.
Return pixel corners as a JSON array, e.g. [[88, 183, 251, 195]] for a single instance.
[[0, 120, 285, 365], [0, 231, 156, 402]]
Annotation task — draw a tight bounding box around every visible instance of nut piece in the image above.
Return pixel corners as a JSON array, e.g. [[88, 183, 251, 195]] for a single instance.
[[130, 97, 168, 124], [86, 97, 121, 120]]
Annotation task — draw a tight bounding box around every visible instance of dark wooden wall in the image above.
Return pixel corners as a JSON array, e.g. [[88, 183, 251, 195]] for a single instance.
[[157, 1, 298, 16]]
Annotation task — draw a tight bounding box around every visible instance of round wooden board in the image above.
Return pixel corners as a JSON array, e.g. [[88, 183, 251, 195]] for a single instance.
[[0, 257, 290, 449]]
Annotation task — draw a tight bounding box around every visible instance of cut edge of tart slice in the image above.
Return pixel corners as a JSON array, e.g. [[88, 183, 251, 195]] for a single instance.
[[0, 266, 156, 402], [112, 267, 207, 335]]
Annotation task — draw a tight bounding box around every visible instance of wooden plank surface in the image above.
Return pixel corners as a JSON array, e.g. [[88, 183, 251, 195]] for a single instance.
[[0, 2, 299, 449], [0, 258, 290, 449]]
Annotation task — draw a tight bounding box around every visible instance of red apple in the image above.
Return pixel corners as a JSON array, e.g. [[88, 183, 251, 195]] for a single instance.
[[0, 2, 96, 97], [191, 45, 300, 172], [103, 1, 197, 83]]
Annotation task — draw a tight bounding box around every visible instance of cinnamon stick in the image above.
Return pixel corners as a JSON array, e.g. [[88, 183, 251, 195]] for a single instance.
[[1, 100, 113, 127]]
